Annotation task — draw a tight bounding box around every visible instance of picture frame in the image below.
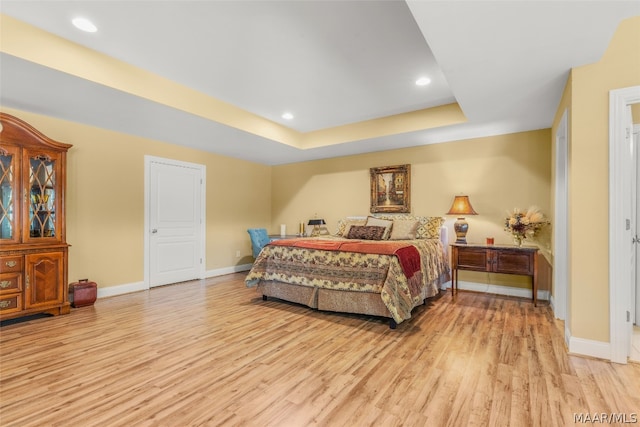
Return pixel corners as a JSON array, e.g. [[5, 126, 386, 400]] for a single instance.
[[370, 164, 411, 213]]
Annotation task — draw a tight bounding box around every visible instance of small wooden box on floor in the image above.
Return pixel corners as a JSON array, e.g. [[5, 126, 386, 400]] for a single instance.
[[69, 280, 97, 308]]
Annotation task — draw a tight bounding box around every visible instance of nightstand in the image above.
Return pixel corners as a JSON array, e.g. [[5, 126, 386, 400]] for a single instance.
[[268, 235, 301, 241], [450, 243, 539, 306]]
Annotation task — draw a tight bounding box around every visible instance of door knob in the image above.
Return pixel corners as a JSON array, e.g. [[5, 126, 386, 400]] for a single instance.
[[151, 229, 158, 234]]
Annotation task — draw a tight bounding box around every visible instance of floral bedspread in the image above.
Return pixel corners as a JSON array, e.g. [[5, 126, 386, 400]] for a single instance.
[[245, 236, 450, 323]]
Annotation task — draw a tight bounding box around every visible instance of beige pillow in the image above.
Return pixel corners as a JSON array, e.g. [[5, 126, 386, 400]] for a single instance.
[[389, 219, 419, 240], [366, 216, 393, 240]]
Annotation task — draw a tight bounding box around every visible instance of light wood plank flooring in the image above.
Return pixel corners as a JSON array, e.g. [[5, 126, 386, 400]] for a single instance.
[[1, 273, 639, 426]]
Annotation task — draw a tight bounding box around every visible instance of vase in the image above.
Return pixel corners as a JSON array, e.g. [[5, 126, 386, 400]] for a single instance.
[[513, 235, 523, 247]]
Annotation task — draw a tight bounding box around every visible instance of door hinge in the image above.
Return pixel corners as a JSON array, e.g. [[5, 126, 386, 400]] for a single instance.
[[200, 258, 203, 264], [627, 311, 631, 322], [627, 127, 631, 139]]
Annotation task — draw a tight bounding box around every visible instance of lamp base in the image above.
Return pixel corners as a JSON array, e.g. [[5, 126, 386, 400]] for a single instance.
[[453, 217, 469, 244]]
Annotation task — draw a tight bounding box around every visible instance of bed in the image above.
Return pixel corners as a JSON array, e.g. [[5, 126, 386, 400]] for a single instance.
[[245, 215, 450, 328]]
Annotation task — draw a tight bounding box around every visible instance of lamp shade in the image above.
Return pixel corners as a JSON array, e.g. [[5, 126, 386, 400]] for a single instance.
[[446, 195, 478, 216], [308, 219, 326, 226]]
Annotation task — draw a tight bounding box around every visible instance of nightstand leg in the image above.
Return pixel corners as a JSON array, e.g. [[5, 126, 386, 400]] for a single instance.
[[452, 268, 457, 296], [533, 254, 538, 307]]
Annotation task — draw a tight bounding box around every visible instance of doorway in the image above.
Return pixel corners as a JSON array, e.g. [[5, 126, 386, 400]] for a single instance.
[[609, 85, 640, 364], [554, 109, 569, 334], [633, 123, 640, 362], [144, 156, 206, 288]]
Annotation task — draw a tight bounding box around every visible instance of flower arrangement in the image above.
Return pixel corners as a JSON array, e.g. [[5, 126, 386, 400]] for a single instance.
[[505, 206, 549, 246]]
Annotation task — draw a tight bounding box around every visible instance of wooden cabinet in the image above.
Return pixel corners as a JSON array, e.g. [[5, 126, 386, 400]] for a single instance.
[[0, 113, 72, 320], [451, 243, 539, 306]]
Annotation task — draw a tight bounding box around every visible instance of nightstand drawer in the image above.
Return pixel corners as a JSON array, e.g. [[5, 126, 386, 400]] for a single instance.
[[456, 248, 489, 271], [494, 250, 534, 275]]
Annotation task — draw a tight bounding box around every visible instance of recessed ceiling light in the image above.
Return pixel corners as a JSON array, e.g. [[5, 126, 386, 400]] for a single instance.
[[72, 17, 97, 33], [282, 112, 294, 120], [415, 77, 431, 86]]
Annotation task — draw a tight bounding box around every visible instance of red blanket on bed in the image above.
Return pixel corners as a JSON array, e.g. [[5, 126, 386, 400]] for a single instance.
[[269, 239, 422, 295]]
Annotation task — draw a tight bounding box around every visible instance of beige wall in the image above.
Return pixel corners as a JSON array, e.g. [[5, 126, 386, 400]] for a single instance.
[[272, 129, 551, 289], [559, 16, 640, 342], [2, 107, 551, 293], [2, 107, 271, 289], [633, 103, 640, 123]]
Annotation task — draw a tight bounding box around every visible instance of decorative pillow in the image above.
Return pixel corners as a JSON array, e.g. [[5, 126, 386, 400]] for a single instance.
[[365, 216, 393, 240], [346, 225, 386, 240], [389, 219, 419, 240], [372, 215, 445, 239], [335, 218, 367, 237], [418, 216, 445, 239]]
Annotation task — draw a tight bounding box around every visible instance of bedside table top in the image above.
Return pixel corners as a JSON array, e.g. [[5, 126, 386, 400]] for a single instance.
[[450, 242, 539, 252], [268, 234, 302, 241]]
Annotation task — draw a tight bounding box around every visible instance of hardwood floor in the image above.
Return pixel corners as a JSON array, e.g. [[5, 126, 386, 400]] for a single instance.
[[1, 273, 639, 427]]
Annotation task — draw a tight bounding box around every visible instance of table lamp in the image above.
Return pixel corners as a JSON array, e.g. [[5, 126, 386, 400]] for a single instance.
[[308, 218, 326, 237], [446, 195, 478, 244]]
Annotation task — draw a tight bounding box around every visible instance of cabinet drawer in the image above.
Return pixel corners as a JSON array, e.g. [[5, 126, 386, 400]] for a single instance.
[[0, 273, 22, 295], [456, 248, 489, 271], [494, 251, 534, 275], [0, 293, 22, 314], [0, 256, 23, 273]]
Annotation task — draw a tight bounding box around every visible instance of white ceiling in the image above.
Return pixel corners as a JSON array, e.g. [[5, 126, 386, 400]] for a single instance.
[[1, 1, 639, 165]]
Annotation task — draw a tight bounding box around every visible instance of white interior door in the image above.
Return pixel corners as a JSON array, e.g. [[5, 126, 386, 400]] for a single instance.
[[627, 106, 635, 355], [635, 125, 640, 325], [609, 86, 640, 364], [146, 157, 205, 288]]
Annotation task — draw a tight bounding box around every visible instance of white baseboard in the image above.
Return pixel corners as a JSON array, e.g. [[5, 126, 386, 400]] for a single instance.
[[443, 280, 550, 301], [568, 336, 611, 360], [97, 281, 147, 299], [95, 263, 253, 299], [205, 263, 252, 278]]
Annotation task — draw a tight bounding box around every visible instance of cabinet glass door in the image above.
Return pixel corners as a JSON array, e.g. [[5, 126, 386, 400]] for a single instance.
[[0, 146, 19, 243], [27, 153, 58, 240]]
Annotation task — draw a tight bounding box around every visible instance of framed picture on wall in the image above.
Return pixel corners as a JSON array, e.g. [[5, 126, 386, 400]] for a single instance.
[[370, 164, 411, 213]]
